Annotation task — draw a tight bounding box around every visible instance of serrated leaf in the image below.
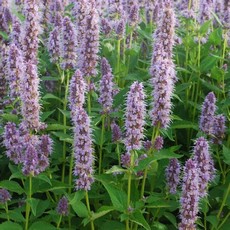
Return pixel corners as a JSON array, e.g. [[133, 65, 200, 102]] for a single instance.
[[106, 166, 127, 174], [0, 222, 23, 230], [1, 113, 19, 123], [130, 211, 151, 230], [29, 221, 56, 230], [91, 206, 114, 221], [28, 198, 40, 216], [223, 146, 230, 165], [0, 180, 24, 195]]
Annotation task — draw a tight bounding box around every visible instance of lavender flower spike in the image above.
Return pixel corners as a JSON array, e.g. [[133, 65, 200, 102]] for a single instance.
[[179, 159, 200, 230], [212, 114, 226, 144], [69, 69, 86, 118], [98, 58, 114, 113], [193, 137, 215, 197], [20, 61, 41, 131], [73, 108, 94, 191], [199, 0, 214, 24], [57, 196, 69, 216], [125, 82, 146, 152], [165, 158, 181, 194], [0, 189, 11, 204], [8, 44, 24, 98], [80, 1, 100, 77], [22, 0, 41, 64], [61, 16, 77, 70], [199, 92, 216, 135]]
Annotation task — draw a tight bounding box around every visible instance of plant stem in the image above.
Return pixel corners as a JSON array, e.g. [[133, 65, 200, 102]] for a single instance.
[[5, 202, 9, 221], [61, 71, 70, 183], [116, 143, 121, 166], [68, 151, 74, 193], [25, 175, 32, 230], [85, 191, 95, 230], [57, 215, 62, 229], [99, 115, 105, 174], [217, 212, 230, 230], [116, 39, 121, 85]]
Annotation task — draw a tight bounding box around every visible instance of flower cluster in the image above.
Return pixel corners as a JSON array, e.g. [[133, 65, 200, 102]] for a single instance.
[[57, 196, 69, 216], [199, 0, 214, 24], [61, 16, 77, 70], [125, 82, 146, 152], [179, 159, 199, 230], [165, 158, 181, 194], [193, 137, 215, 197], [98, 58, 114, 113], [73, 108, 94, 191], [0, 189, 11, 204]]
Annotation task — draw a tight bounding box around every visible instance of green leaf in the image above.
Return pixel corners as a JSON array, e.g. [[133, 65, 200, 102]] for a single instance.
[[96, 175, 127, 212], [41, 110, 56, 122], [164, 212, 177, 228], [171, 120, 198, 130], [42, 93, 63, 103], [0, 180, 24, 194], [223, 146, 230, 165], [134, 149, 182, 172], [206, 215, 218, 229], [71, 201, 88, 218], [106, 166, 127, 174], [28, 198, 40, 216], [130, 210, 151, 230], [0, 222, 23, 230], [46, 124, 71, 131], [91, 206, 114, 221], [29, 221, 56, 230], [57, 108, 70, 118], [200, 55, 218, 72], [36, 174, 52, 185], [199, 20, 212, 34], [52, 132, 73, 144], [1, 113, 19, 123]]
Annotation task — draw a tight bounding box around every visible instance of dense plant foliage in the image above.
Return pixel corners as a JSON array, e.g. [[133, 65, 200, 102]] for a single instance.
[[0, 0, 229, 230]]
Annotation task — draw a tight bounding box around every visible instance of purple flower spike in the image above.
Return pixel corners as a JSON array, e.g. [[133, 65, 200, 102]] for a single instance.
[[154, 136, 164, 151], [199, 92, 216, 135], [121, 152, 131, 168], [0, 189, 11, 204], [73, 108, 94, 191], [48, 24, 61, 63], [193, 137, 215, 197], [80, 3, 100, 77], [150, 60, 174, 129], [10, 17, 22, 47], [57, 196, 69, 216], [199, 0, 214, 24], [128, 3, 139, 26], [101, 18, 112, 36], [111, 122, 122, 142], [22, 0, 41, 64], [125, 82, 146, 152], [69, 69, 86, 118], [20, 62, 41, 131], [8, 44, 24, 98], [115, 19, 125, 39], [179, 159, 199, 230], [61, 16, 77, 70], [98, 58, 114, 113], [212, 115, 226, 144], [3, 122, 23, 164], [165, 158, 181, 194]]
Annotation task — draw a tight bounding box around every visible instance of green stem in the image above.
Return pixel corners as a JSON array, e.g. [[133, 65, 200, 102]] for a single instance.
[[5, 202, 9, 221], [116, 143, 121, 166], [57, 215, 62, 229], [61, 71, 70, 183], [116, 39, 121, 85], [217, 212, 230, 230], [85, 192, 95, 230], [68, 151, 74, 193], [25, 175, 32, 230], [99, 116, 105, 174]]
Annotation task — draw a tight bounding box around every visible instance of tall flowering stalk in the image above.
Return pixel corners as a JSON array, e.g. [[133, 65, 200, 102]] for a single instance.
[[199, 0, 214, 24], [10, 17, 22, 47], [61, 16, 77, 70], [212, 114, 226, 144], [73, 107, 95, 229], [179, 159, 200, 230], [22, 0, 41, 65], [98, 58, 114, 114], [8, 44, 24, 99], [150, 1, 176, 130], [124, 81, 145, 230], [193, 137, 215, 198], [20, 61, 41, 131], [165, 158, 181, 194], [80, 1, 100, 78], [199, 92, 216, 135]]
